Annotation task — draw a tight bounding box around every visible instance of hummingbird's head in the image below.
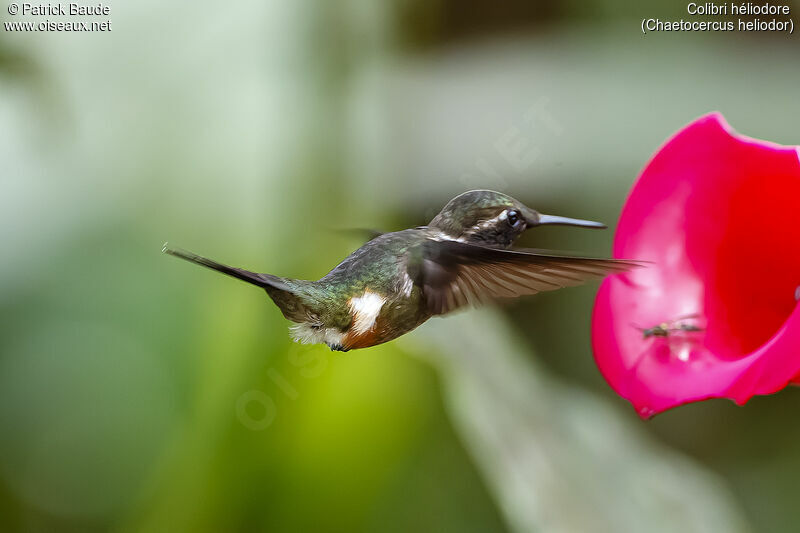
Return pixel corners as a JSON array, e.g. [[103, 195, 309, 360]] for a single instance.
[[429, 190, 606, 248]]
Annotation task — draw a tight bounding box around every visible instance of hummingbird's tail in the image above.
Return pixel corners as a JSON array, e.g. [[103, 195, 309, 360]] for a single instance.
[[162, 243, 291, 291]]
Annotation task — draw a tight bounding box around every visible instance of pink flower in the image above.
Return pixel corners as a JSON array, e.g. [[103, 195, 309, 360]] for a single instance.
[[592, 113, 800, 418]]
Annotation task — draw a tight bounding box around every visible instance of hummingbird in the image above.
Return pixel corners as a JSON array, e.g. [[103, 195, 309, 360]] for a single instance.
[[164, 190, 640, 351]]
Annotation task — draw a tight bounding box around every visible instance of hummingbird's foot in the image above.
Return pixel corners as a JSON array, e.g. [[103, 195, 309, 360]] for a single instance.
[[328, 343, 350, 352]]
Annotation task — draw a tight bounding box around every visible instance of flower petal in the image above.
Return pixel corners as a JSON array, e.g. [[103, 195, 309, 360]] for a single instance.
[[592, 113, 800, 417]]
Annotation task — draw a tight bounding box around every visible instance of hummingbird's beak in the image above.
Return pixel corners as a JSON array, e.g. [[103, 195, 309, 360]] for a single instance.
[[526, 211, 607, 229]]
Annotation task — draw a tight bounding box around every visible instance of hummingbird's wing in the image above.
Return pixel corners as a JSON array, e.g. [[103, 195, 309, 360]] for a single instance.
[[420, 240, 642, 315]]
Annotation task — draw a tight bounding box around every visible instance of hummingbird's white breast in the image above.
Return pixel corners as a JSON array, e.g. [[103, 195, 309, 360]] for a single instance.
[[348, 290, 387, 334]]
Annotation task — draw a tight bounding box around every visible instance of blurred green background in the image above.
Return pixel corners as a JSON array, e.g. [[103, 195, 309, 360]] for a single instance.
[[1, 1, 798, 531]]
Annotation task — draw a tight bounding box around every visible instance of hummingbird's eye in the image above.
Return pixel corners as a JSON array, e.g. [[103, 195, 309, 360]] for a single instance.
[[506, 209, 521, 227]]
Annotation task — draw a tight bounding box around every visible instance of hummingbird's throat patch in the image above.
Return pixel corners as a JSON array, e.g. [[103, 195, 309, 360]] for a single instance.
[[348, 290, 387, 334]]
